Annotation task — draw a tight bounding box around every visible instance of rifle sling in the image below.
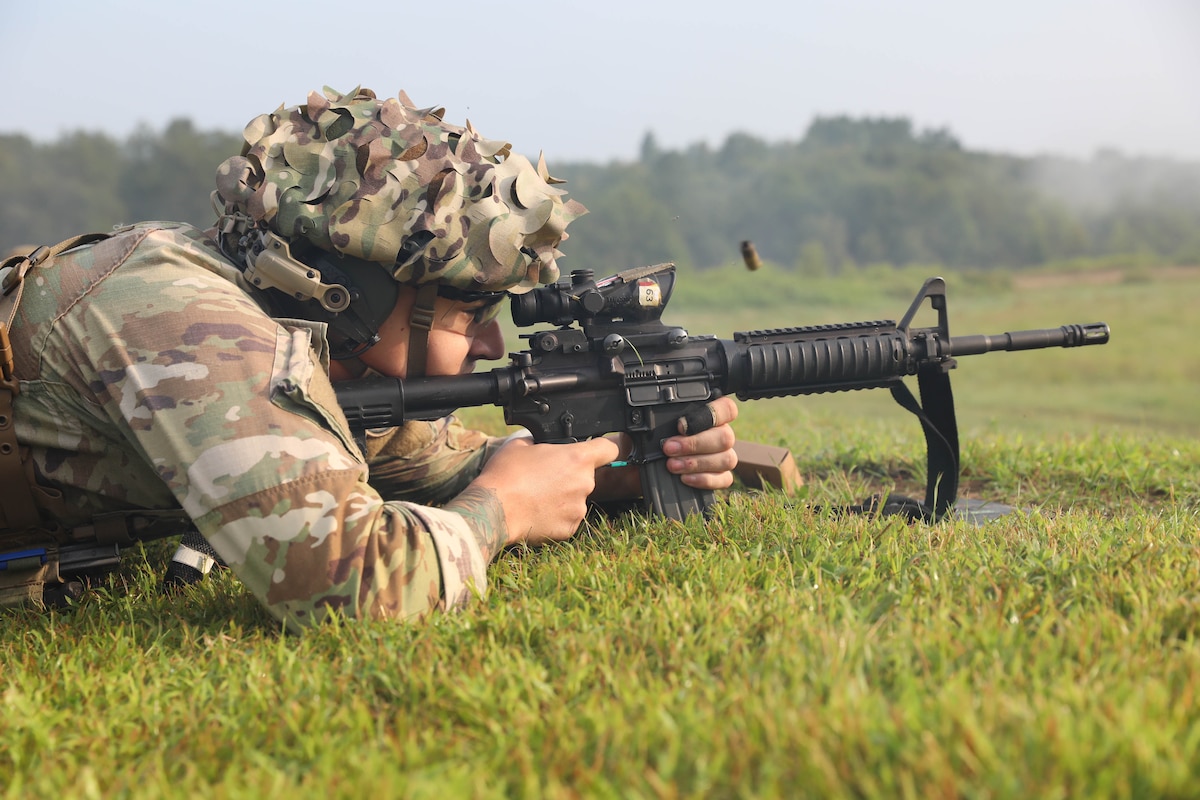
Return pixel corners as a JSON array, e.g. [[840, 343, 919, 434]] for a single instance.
[[887, 365, 961, 520]]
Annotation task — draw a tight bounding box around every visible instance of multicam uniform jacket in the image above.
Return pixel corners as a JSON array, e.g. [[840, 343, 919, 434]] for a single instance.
[[7, 221, 507, 628]]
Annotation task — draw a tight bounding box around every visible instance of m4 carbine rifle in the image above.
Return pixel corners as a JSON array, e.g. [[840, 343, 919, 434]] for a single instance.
[[335, 264, 1109, 521]]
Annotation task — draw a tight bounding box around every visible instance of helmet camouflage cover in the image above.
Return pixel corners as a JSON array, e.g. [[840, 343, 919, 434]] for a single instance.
[[214, 86, 586, 293]]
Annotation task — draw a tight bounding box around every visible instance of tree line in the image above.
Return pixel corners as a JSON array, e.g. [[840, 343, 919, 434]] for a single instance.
[[3, 116, 1198, 272]]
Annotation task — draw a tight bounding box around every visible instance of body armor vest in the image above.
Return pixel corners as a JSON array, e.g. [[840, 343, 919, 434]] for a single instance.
[[0, 235, 192, 605]]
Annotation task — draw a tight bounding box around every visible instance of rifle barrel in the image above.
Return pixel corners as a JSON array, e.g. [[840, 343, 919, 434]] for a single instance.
[[947, 323, 1110, 357], [727, 320, 1110, 401]]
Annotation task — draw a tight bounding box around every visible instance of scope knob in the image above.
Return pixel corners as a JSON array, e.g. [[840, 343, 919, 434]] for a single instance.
[[580, 290, 605, 315]]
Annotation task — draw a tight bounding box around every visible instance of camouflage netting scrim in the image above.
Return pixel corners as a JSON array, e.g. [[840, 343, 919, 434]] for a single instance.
[[214, 86, 587, 292]]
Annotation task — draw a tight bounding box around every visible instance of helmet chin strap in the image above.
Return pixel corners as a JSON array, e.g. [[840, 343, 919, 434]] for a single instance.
[[406, 283, 440, 378]]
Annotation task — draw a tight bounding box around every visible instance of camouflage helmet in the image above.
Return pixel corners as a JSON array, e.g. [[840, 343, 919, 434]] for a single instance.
[[214, 86, 586, 294]]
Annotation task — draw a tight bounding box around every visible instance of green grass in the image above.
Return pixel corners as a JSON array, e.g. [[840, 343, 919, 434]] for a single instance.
[[3, 265, 1199, 798]]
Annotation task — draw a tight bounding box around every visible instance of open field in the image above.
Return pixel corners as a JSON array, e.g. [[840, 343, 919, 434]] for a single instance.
[[3, 265, 1198, 798], [662, 263, 1200, 441]]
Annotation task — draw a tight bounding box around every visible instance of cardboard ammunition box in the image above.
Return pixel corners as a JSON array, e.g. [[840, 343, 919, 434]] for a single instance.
[[733, 441, 802, 495]]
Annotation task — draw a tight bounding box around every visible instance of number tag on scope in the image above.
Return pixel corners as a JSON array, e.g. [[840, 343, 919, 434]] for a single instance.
[[637, 279, 662, 308]]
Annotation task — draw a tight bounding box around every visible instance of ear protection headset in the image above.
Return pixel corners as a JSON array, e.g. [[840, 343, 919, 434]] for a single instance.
[[242, 231, 399, 361]]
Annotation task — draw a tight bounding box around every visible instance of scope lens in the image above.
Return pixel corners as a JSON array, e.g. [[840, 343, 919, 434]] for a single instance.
[[511, 286, 575, 327], [510, 292, 538, 327]]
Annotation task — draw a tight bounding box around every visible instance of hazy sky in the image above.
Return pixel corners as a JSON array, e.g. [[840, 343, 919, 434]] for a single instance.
[[4, 0, 1199, 164]]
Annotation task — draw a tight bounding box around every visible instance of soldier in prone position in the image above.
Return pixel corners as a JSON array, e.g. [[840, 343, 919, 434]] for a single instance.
[[0, 87, 738, 626]]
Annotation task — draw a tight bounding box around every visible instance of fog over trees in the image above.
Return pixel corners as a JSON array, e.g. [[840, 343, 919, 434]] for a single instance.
[[4, 116, 1198, 272]]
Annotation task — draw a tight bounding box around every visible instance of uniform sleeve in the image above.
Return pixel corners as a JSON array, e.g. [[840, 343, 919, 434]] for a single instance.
[[51, 230, 502, 629], [362, 417, 508, 505]]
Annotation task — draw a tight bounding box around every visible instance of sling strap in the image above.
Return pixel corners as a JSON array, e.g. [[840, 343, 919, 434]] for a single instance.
[[823, 371, 961, 524], [887, 364, 960, 520]]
